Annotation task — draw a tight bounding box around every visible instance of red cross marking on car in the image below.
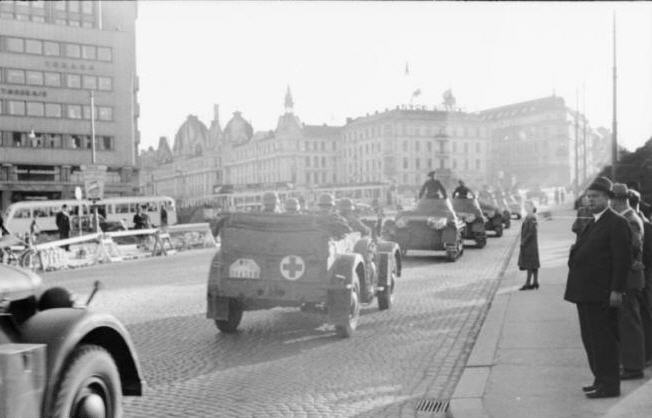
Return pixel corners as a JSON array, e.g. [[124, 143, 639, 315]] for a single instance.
[[281, 255, 304, 280]]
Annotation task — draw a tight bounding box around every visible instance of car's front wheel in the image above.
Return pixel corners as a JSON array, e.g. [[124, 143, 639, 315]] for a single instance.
[[52, 344, 122, 418]]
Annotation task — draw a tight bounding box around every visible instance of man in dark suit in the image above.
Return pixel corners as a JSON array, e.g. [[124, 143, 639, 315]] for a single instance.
[[564, 176, 633, 398]]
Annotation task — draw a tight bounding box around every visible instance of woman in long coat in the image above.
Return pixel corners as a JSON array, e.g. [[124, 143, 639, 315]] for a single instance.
[[518, 200, 540, 290]]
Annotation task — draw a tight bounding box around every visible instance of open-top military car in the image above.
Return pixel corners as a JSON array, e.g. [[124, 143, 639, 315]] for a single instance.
[[0, 265, 142, 418], [479, 199, 504, 237], [206, 212, 401, 338], [492, 192, 512, 229], [451, 197, 487, 248], [506, 194, 524, 220], [383, 198, 465, 261]]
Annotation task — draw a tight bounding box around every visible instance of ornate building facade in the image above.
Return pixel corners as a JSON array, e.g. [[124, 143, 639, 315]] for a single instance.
[[342, 103, 490, 193]]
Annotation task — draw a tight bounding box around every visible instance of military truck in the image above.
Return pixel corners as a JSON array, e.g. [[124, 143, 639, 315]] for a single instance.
[[384, 198, 465, 261], [0, 265, 142, 418], [479, 199, 504, 237], [452, 197, 488, 248], [206, 212, 401, 338]]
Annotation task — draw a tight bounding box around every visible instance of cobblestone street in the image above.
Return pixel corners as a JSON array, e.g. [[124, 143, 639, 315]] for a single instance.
[[45, 226, 518, 417]]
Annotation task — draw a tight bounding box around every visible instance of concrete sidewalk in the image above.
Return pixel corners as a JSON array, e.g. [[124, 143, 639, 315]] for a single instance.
[[450, 208, 652, 418]]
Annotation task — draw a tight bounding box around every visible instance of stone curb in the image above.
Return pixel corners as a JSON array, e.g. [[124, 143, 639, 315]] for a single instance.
[[448, 230, 520, 418]]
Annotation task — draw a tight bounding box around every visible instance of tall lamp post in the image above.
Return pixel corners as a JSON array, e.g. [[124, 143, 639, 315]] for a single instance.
[[611, 13, 618, 180]]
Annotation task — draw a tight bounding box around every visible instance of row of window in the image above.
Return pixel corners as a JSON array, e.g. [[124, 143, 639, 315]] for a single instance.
[[1, 1, 94, 14], [1, 35, 112, 62], [345, 124, 485, 141], [400, 157, 482, 170], [0, 99, 113, 121], [303, 140, 336, 152], [305, 155, 337, 168], [1, 67, 112, 91], [305, 171, 336, 185], [1, 130, 114, 151]]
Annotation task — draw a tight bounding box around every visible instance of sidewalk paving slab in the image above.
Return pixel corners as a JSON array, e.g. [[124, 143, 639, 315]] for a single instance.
[[450, 207, 652, 418]]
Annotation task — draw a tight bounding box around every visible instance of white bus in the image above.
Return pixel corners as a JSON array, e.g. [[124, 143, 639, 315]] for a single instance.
[[3, 196, 177, 237]]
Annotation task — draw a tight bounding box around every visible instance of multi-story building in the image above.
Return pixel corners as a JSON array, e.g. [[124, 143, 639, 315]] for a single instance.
[[480, 96, 608, 189], [140, 88, 343, 206], [342, 104, 490, 193], [0, 0, 139, 210]]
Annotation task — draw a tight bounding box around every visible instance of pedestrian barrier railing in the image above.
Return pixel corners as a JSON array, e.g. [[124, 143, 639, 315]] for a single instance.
[[4, 223, 217, 272]]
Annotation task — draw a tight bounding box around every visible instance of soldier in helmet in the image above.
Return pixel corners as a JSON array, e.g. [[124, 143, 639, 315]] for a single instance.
[[337, 198, 371, 237], [262, 191, 281, 213], [317, 193, 336, 214], [285, 197, 301, 214]]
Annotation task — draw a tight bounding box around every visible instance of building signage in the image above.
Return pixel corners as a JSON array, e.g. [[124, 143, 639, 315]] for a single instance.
[[0, 87, 47, 97], [82, 165, 107, 200]]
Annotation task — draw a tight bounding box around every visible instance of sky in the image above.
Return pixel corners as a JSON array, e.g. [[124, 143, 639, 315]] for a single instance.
[[135, 1, 652, 152]]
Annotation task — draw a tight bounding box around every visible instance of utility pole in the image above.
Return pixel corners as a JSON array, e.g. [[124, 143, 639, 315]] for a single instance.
[[90, 90, 96, 165], [582, 84, 587, 182], [574, 88, 579, 192], [611, 12, 618, 180]]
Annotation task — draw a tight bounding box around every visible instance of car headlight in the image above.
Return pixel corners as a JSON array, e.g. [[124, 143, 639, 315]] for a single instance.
[[427, 217, 448, 230], [396, 217, 408, 228], [466, 214, 476, 223]]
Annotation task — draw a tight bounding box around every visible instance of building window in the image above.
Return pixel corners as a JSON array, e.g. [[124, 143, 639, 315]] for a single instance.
[[415, 159, 420, 169], [26, 71, 44, 86], [7, 69, 26, 84], [81, 21, 94, 28], [65, 44, 81, 59], [453, 142, 457, 152], [427, 141, 432, 152], [464, 159, 469, 170], [428, 159, 432, 169], [43, 41, 60, 56], [440, 159, 445, 169], [45, 103, 62, 118], [321, 156, 326, 167], [44, 72, 61, 87], [476, 159, 481, 170], [68, 19, 81, 27], [98, 107, 112, 121], [25, 39, 43, 55], [476, 142, 481, 153], [26, 102, 44, 117], [98, 76, 112, 91], [67, 105, 82, 119], [66, 74, 81, 88], [305, 156, 310, 167], [6, 37, 25, 53], [453, 159, 457, 169], [102, 136, 113, 150], [82, 75, 97, 90], [313, 156, 319, 167], [402, 141, 408, 152], [97, 47, 112, 62], [415, 141, 420, 152], [464, 142, 468, 154], [403, 158, 408, 169], [8, 100, 26, 116], [81, 45, 96, 60]]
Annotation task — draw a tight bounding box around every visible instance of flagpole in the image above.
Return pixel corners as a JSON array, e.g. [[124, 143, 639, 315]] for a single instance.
[[582, 83, 587, 182], [574, 87, 579, 192], [611, 12, 618, 180]]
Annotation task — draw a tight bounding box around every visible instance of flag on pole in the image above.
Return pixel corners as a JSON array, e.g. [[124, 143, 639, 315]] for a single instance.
[[412, 88, 421, 97]]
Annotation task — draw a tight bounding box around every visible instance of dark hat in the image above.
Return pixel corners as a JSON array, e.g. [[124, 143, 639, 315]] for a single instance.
[[587, 176, 614, 197], [612, 183, 628, 199], [427, 170, 436, 177]]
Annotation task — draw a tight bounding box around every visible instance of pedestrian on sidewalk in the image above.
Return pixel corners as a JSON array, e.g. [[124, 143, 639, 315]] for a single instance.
[[572, 194, 592, 239], [518, 200, 540, 290], [611, 183, 646, 380], [629, 189, 652, 365], [564, 176, 632, 399]]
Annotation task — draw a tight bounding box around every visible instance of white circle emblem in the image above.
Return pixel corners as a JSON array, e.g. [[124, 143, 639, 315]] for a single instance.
[[280, 255, 305, 281]]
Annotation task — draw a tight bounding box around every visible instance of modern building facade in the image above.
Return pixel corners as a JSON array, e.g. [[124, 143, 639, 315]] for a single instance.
[[0, 0, 139, 210], [342, 104, 490, 193], [480, 96, 609, 189]]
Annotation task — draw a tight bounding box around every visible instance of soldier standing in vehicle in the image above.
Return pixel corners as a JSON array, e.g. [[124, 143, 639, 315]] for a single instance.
[[419, 170, 447, 199], [316, 194, 351, 239], [262, 191, 281, 213], [452, 180, 473, 199], [337, 198, 371, 236]]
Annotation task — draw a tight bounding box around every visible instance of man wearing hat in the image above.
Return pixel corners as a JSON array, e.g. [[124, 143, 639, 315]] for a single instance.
[[627, 181, 652, 219], [611, 183, 646, 380], [337, 198, 371, 237], [564, 176, 633, 398], [419, 170, 447, 199], [629, 189, 652, 364]]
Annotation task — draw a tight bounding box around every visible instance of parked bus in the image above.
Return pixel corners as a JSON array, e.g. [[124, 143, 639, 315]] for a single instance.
[[2, 196, 177, 237]]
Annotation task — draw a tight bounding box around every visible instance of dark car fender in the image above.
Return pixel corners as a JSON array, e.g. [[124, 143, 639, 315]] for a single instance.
[[376, 241, 402, 278], [19, 308, 143, 415], [327, 253, 364, 323]]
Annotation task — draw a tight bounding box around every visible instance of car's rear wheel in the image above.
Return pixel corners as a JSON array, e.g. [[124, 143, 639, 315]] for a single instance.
[[52, 344, 122, 418], [336, 280, 360, 338], [214, 298, 244, 333]]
